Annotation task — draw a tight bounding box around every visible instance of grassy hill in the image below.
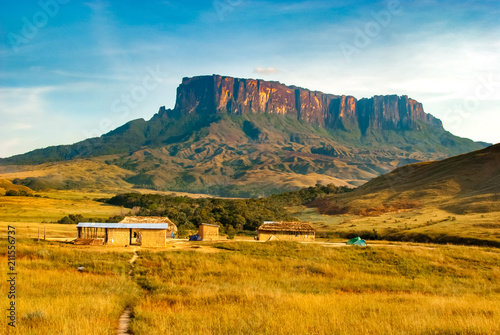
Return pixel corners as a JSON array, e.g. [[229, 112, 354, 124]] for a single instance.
[[0, 159, 135, 192], [296, 143, 500, 245], [312, 143, 500, 215]]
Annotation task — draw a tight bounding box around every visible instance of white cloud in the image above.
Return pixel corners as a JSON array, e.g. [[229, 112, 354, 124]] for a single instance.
[[0, 138, 21, 158], [0, 86, 89, 157], [253, 67, 280, 75], [12, 123, 33, 130]]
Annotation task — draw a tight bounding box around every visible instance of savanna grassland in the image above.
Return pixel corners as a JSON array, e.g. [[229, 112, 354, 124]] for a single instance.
[[1, 165, 499, 334], [294, 206, 500, 247], [130, 242, 500, 335], [2, 229, 498, 335], [0, 237, 140, 335], [0, 184, 129, 224]]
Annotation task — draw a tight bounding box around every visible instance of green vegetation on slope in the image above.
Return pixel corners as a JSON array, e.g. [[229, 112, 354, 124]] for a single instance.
[[104, 184, 351, 232], [0, 110, 489, 197]]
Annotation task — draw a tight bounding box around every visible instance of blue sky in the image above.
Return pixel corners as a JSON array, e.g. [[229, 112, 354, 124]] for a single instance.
[[1, 0, 499, 157]]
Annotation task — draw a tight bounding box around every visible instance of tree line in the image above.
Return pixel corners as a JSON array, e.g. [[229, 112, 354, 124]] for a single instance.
[[101, 184, 352, 233]]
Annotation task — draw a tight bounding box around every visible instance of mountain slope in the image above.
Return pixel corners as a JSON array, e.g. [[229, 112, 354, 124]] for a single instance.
[[312, 143, 500, 214], [0, 75, 490, 197]]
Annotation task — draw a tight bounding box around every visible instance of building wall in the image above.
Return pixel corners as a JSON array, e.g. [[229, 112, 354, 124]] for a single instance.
[[199, 225, 219, 241], [258, 231, 315, 242], [106, 229, 130, 246], [166, 226, 177, 239], [140, 230, 166, 247]]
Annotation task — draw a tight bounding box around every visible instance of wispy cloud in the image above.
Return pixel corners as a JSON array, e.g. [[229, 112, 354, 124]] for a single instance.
[[253, 67, 280, 75], [0, 138, 21, 158], [51, 70, 134, 82], [0, 86, 53, 116]]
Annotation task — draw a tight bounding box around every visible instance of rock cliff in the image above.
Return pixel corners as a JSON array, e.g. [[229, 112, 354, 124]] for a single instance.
[[173, 75, 443, 132]]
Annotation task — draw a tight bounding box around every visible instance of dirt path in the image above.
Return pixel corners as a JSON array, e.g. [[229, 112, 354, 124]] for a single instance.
[[116, 307, 133, 335], [128, 250, 138, 276], [116, 248, 138, 335]]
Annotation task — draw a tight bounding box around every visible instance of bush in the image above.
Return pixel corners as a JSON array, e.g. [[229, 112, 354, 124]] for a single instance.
[[106, 215, 125, 223], [226, 225, 236, 240], [5, 190, 33, 197], [58, 214, 84, 224]]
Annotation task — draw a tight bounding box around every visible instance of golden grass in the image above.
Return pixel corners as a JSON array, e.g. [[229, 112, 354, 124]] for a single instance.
[[0, 237, 498, 334], [130, 242, 500, 335], [0, 240, 140, 335], [0, 207, 499, 334], [0, 194, 126, 223], [0, 178, 33, 196], [312, 143, 500, 217], [134, 293, 499, 335], [0, 222, 78, 241]]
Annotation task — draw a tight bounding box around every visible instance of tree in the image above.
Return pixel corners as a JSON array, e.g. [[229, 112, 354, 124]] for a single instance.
[[226, 225, 236, 240], [233, 214, 246, 230]]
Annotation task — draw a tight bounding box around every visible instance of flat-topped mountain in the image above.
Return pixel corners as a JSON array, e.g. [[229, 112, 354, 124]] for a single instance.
[[173, 75, 442, 131], [0, 75, 489, 197]]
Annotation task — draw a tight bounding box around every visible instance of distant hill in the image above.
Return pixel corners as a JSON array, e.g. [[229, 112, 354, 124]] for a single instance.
[[0, 75, 489, 197], [310, 143, 500, 215]]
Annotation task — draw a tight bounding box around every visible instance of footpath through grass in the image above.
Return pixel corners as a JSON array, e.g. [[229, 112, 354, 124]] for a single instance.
[[0, 239, 141, 335], [1, 240, 499, 334]]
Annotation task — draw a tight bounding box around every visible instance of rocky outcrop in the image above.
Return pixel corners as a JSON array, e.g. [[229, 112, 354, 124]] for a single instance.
[[173, 75, 443, 132]]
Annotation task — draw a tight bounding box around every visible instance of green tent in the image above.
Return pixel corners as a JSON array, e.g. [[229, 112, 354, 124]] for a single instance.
[[346, 237, 367, 247]]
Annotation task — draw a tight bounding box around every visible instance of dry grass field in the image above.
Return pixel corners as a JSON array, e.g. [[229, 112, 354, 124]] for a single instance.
[[0, 145, 499, 334], [0, 193, 126, 223], [1, 226, 499, 335], [0, 238, 140, 335], [293, 206, 500, 246], [131, 242, 500, 334]]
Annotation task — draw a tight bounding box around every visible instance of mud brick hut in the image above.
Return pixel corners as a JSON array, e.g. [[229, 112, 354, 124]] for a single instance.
[[76, 216, 177, 247], [199, 223, 219, 241], [257, 221, 316, 241]]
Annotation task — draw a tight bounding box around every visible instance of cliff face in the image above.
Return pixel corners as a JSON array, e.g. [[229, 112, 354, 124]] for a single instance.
[[174, 75, 443, 132]]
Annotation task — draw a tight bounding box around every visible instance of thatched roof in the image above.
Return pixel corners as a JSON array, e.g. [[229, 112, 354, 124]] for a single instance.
[[78, 222, 170, 230], [119, 216, 177, 232], [258, 221, 315, 233], [120, 216, 173, 224]]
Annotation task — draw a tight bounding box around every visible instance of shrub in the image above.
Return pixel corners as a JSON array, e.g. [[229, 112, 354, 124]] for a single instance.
[[5, 189, 33, 197], [226, 225, 236, 240]]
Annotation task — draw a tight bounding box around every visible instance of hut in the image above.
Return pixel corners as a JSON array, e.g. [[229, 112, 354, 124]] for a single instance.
[[199, 223, 219, 241], [120, 216, 177, 243], [76, 216, 176, 247], [257, 221, 316, 242]]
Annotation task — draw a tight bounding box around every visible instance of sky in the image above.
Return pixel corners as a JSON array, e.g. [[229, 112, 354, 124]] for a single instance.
[[0, 0, 499, 158]]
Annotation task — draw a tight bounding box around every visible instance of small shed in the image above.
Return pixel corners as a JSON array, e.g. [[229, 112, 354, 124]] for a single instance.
[[257, 221, 316, 242], [120, 216, 177, 242], [76, 216, 176, 247], [199, 223, 219, 241]]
